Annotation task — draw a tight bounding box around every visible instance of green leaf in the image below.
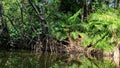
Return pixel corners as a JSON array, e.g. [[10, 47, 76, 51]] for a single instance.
[[68, 9, 81, 23], [70, 32, 78, 39]]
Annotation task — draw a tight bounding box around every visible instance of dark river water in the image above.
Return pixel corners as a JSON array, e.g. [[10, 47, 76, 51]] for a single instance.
[[0, 50, 118, 68]]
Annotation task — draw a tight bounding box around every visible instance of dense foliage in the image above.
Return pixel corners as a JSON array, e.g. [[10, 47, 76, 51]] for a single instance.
[[0, 0, 120, 51]]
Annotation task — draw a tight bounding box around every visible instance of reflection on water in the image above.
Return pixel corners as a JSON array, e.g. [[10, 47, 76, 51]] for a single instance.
[[0, 50, 118, 68]]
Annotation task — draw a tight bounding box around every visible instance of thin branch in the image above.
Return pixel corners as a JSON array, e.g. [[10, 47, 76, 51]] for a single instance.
[[28, 0, 46, 23]]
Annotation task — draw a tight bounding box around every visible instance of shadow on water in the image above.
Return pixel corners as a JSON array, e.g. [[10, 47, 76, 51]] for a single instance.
[[0, 50, 119, 68]]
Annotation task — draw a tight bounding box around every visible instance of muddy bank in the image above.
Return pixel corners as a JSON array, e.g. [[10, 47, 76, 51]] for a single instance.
[[34, 39, 120, 62]]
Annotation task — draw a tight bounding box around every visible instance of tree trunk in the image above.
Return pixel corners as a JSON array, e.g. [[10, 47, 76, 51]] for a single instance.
[[89, 0, 92, 14], [28, 0, 49, 51], [116, 0, 119, 9], [84, 0, 87, 20], [0, 1, 3, 46], [86, 0, 88, 18], [113, 41, 120, 68], [98, 0, 102, 7], [0, 1, 10, 47], [81, 0, 84, 21]]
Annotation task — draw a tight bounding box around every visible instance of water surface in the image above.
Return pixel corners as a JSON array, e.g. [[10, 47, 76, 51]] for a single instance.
[[0, 50, 117, 68]]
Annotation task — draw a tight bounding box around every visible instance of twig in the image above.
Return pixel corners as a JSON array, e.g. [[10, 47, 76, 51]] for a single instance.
[[28, 0, 46, 23]]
